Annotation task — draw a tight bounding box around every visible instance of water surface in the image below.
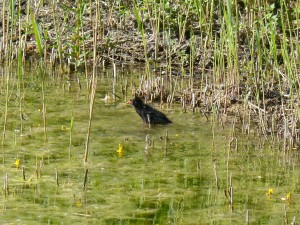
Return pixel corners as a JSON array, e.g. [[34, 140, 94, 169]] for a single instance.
[[0, 65, 299, 224]]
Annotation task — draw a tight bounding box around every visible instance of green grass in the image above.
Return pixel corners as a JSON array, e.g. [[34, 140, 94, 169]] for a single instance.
[[1, 0, 300, 149]]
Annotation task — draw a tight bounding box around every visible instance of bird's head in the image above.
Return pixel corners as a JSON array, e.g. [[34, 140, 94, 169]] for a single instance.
[[127, 97, 144, 108]]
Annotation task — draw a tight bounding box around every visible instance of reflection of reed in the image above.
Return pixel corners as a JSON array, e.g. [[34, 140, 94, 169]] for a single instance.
[[4, 173, 9, 197], [83, 168, 88, 190], [2, 67, 9, 146], [22, 166, 26, 181], [41, 69, 47, 144], [55, 168, 59, 186], [163, 129, 168, 158], [144, 134, 152, 160], [69, 112, 74, 162]]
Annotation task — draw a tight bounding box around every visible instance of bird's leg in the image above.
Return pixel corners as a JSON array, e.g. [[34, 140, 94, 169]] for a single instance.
[[147, 114, 151, 128]]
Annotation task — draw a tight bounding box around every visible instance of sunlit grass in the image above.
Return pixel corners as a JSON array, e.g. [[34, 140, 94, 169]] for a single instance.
[[1, 2, 300, 223]]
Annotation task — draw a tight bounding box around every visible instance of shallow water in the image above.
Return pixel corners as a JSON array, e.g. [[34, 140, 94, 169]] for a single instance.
[[0, 65, 299, 224]]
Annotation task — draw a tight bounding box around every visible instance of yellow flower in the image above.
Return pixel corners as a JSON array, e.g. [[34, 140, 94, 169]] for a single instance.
[[117, 144, 123, 157], [14, 159, 20, 169], [266, 188, 274, 195], [281, 192, 292, 202], [75, 201, 82, 207], [286, 193, 291, 201]]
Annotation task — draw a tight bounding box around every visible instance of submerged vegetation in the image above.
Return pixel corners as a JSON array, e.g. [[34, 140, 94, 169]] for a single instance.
[[1, 0, 300, 149], [1, 0, 300, 223]]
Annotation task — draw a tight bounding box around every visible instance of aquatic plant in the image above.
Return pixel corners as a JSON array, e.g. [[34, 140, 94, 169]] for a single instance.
[[1, 0, 300, 157]]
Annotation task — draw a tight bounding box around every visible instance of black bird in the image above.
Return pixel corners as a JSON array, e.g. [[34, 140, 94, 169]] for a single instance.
[[128, 97, 172, 125]]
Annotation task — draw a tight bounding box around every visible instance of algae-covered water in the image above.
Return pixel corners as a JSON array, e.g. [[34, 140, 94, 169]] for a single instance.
[[0, 65, 299, 224]]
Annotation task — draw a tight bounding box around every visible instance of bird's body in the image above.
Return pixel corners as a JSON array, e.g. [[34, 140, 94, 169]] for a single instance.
[[128, 97, 172, 125]]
